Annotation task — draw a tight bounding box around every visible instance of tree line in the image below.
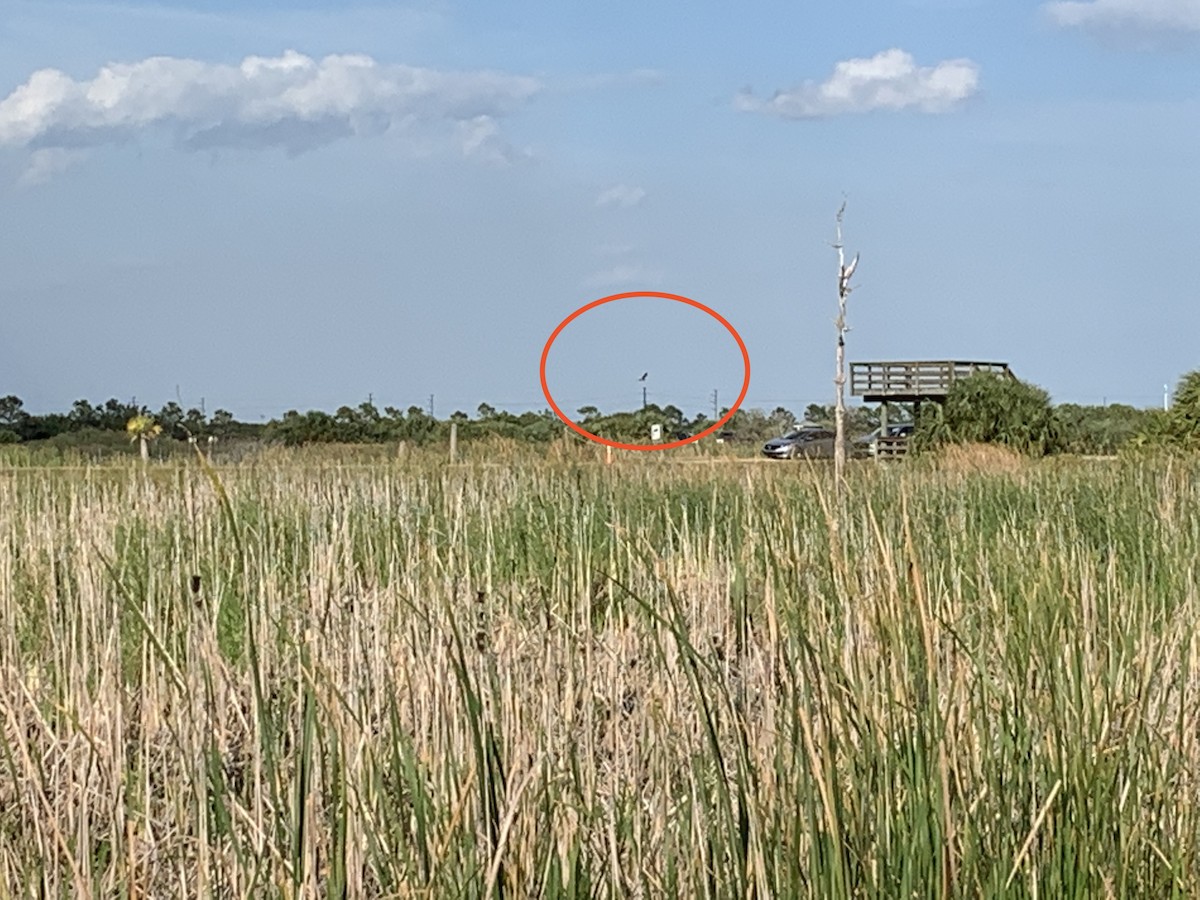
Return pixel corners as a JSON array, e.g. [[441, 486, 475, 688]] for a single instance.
[[0, 396, 249, 447], [1, 372, 1197, 456], [0, 395, 877, 451], [912, 369, 1200, 456]]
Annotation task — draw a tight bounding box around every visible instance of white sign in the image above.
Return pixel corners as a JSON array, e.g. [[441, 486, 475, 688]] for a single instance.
[[650, 424, 662, 442]]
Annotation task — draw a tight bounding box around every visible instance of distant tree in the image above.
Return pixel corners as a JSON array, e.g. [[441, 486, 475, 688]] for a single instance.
[[477, 403, 497, 420], [1057, 403, 1158, 455], [126, 415, 162, 462], [158, 402, 185, 437], [721, 408, 779, 443], [803, 402, 877, 432], [804, 403, 831, 425], [514, 409, 558, 442], [306, 411, 338, 443], [335, 405, 366, 442], [69, 399, 99, 429], [576, 405, 600, 420], [769, 406, 797, 434], [22, 413, 73, 441], [404, 406, 437, 443], [209, 409, 235, 437], [182, 407, 207, 437], [661, 405, 685, 429], [0, 395, 27, 429], [1134, 370, 1200, 450], [849, 405, 881, 435], [99, 398, 143, 431]]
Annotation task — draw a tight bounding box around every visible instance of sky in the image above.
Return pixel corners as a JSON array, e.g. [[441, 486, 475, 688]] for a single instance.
[[2, 0, 1198, 421]]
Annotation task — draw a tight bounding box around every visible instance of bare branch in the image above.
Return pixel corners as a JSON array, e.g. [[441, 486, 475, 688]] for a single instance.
[[832, 203, 859, 488], [842, 253, 859, 284]]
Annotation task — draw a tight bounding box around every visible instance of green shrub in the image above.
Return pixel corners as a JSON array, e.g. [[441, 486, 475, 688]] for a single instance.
[[1055, 403, 1160, 456], [913, 371, 1059, 456], [1129, 370, 1200, 450], [1169, 370, 1200, 445]]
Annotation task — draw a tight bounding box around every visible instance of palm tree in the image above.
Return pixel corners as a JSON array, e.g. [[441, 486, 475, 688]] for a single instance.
[[126, 415, 162, 463]]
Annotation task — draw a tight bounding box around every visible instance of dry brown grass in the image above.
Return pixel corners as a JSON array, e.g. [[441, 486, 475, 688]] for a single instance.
[[926, 441, 1031, 476], [1, 456, 1198, 896]]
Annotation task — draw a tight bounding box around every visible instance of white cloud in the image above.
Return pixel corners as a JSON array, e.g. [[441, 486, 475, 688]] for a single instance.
[[584, 263, 663, 288], [595, 184, 646, 208], [0, 50, 539, 169], [735, 49, 980, 119], [1043, 0, 1200, 32], [17, 147, 87, 186], [455, 114, 533, 164]]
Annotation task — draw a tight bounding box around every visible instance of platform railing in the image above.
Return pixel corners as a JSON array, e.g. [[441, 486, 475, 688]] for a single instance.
[[851, 361, 1012, 398], [874, 435, 911, 460]]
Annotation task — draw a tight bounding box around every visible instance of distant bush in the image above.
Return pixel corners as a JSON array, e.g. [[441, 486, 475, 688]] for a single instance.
[[0, 429, 18, 445], [1056, 403, 1162, 456], [33, 428, 137, 455], [913, 372, 1059, 457], [1124, 371, 1200, 451], [1168, 370, 1200, 446]]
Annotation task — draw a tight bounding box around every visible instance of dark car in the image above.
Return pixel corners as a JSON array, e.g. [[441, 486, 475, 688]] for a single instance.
[[852, 423, 915, 458], [762, 427, 837, 460]]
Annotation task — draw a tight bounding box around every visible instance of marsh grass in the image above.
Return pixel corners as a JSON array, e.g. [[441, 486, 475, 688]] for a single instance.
[[1, 453, 1198, 897]]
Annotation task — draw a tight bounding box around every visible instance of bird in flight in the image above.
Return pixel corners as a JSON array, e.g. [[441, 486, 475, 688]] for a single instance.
[[638, 372, 648, 381]]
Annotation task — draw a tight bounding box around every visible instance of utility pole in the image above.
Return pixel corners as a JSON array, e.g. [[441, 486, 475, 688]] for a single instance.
[[833, 201, 860, 486], [712, 389, 719, 421], [642, 385, 647, 410], [428, 394, 435, 418]]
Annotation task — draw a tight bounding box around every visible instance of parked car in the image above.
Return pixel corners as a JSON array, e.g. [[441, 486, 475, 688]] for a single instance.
[[852, 423, 915, 458], [762, 427, 837, 460]]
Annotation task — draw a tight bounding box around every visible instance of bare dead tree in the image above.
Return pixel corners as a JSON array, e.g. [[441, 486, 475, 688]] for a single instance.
[[833, 202, 859, 484]]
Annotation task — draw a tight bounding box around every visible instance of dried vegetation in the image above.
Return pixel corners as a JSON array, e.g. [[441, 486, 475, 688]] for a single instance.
[[1, 453, 1198, 897]]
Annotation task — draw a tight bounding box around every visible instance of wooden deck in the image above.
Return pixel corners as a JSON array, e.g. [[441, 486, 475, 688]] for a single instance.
[[850, 360, 1014, 403]]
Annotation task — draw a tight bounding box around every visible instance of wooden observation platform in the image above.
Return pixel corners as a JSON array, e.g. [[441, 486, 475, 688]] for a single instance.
[[851, 361, 1014, 403], [850, 360, 1015, 458]]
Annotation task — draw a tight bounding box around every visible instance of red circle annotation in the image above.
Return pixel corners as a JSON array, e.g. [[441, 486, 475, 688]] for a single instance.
[[538, 291, 752, 452]]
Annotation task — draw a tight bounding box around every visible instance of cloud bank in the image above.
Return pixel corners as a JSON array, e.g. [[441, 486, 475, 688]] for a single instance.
[[1043, 0, 1200, 32], [736, 49, 979, 119], [0, 50, 540, 165]]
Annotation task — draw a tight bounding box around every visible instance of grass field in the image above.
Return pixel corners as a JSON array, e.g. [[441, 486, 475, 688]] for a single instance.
[[1, 446, 1198, 897]]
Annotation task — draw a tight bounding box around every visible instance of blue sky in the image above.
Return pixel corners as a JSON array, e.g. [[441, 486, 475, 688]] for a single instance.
[[2, 0, 1197, 420]]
